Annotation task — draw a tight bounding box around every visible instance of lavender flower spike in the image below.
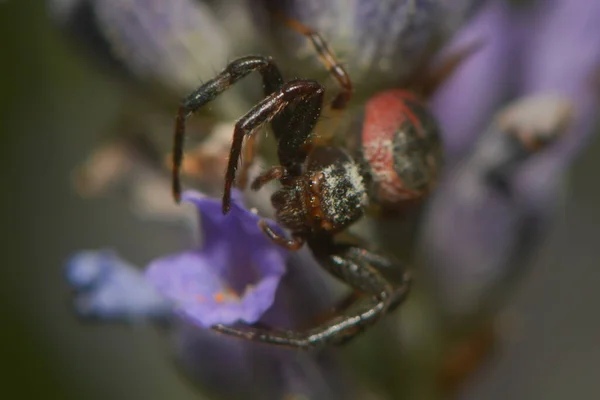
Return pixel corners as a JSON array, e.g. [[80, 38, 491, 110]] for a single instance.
[[145, 190, 289, 328], [422, 94, 573, 318], [66, 249, 172, 322]]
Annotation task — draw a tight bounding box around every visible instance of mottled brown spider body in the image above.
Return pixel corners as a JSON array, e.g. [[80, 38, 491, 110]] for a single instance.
[[168, 18, 444, 349], [265, 146, 367, 240]]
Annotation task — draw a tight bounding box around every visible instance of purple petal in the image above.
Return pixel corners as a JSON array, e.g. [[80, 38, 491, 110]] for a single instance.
[[145, 190, 288, 328], [421, 95, 572, 317], [431, 0, 515, 160], [90, 0, 231, 95], [513, 0, 600, 211], [253, 0, 483, 97], [172, 318, 351, 399], [520, 0, 600, 100], [66, 250, 172, 321]]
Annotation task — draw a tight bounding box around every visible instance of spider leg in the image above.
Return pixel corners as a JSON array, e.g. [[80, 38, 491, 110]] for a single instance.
[[222, 79, 325, 213], [211, 295, 384, 348], [211, 243, 411, 348], [258, 220, 305, 251], [278, 14, 353, 110], [235, 134, 257, 190], [172, 56, 285, 201], [250, 166, 290, 191], [312, 243, 411, 313]]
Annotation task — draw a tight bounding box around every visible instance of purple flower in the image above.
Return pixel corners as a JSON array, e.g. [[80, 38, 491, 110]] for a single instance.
[[65, 190, 351, 399], [513, 0, 600, 212], [66, 249, 171, 321], [423, 94, 573, 317], [171, 248, 352, 400], [430, 0, 514, 161], [145, 190, 288, 327], [252, 0, 484, 97], [422, 0, 600, 319], [49, 0, 229, 90], [48, 0, 483, 104], [67, 190, 288, 327]]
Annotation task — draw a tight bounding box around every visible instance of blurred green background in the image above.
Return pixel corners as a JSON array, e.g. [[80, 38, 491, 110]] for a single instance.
[[1, 1, 600, 399]]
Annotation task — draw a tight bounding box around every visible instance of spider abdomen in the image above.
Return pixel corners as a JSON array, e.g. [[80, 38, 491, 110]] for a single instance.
[[360, 90, 442, 207]]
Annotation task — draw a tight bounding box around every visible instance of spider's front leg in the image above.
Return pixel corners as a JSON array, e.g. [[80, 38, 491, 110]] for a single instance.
[[277, 13, 353, 110], [172, 56, 285, 201], [211, 241, 411, 349], [222, 79, 324, 213]]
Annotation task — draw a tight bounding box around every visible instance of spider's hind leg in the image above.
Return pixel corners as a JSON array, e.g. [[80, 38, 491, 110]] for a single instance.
[[278, 14, 353, 111], [210, 243, 411, 348]]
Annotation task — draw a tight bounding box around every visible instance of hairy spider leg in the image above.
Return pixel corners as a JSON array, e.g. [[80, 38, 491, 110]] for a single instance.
[[211, 243, 411, 348], [236, 134, 258, 190], [278, 13, 353, 110], [172, 56, 286, 201], [222, 79, 325, 214], [250, 166, 307, 250], [250, 165, 290, 190]]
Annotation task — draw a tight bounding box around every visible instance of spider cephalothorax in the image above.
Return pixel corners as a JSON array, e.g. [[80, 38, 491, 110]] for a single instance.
[[168, 17, 450, 348], [262, 146, 368, 246]]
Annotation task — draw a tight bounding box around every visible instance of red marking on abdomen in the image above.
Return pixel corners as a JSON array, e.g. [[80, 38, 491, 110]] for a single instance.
[[362, 90, 422, 203]]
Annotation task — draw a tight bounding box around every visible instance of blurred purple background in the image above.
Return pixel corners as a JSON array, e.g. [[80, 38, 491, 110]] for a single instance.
[[2, 1, 600, 399]]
